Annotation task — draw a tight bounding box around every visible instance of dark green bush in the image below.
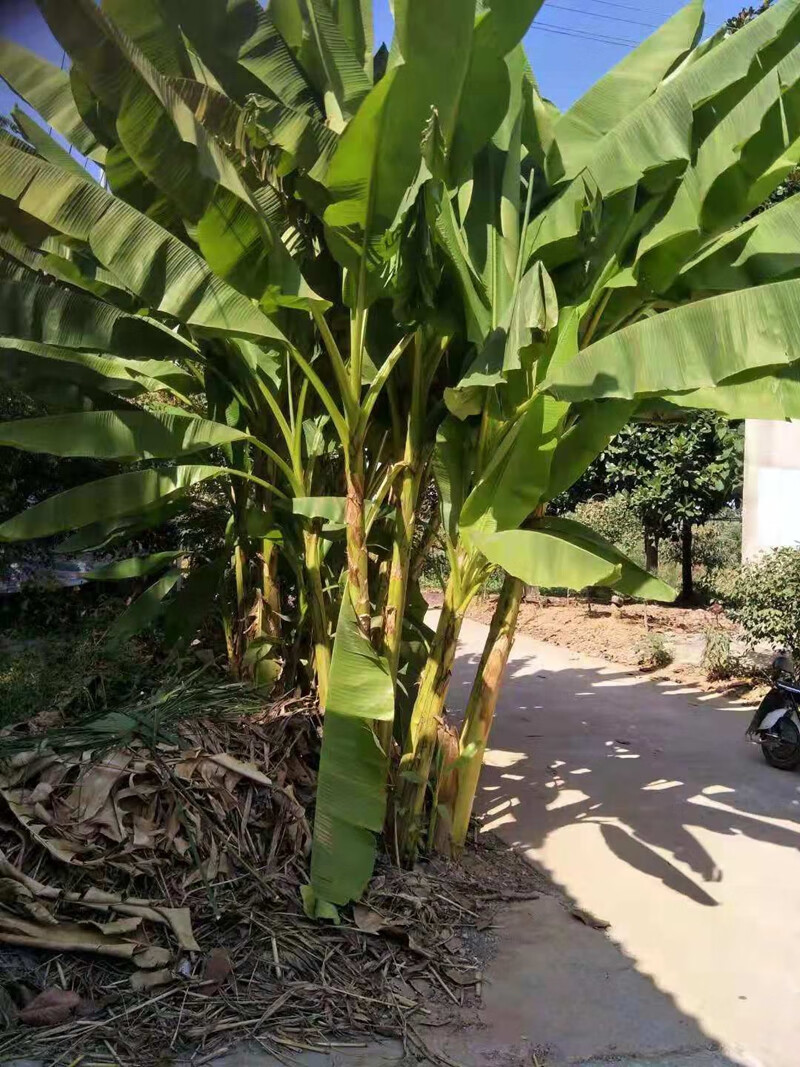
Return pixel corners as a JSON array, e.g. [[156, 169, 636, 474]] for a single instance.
[[730, 546, 800, 657]]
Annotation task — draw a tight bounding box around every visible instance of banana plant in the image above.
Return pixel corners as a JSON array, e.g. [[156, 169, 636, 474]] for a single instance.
[[0, 0, 538, 915], [415, 0, 800, 856], [1, 0, 800, 913]]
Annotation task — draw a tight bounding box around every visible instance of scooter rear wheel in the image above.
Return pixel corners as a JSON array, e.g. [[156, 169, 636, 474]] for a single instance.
[[761, 717, 800, 770]]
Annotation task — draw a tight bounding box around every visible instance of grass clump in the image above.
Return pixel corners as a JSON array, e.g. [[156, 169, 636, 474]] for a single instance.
[[635, 632, 673, 671]]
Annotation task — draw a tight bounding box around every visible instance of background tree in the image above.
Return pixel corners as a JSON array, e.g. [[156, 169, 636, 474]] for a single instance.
[[560, 415, 742, 598]]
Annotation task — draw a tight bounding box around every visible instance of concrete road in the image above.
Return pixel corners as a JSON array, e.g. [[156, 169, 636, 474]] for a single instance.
[[443, 614, 800, 1067]]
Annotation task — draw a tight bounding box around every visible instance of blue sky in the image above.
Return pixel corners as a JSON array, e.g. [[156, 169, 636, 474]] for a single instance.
[[0, 0, 745, 118]]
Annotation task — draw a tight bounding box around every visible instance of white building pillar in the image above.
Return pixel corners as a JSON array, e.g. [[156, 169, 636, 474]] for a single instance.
[[742, 420, 800, 560]]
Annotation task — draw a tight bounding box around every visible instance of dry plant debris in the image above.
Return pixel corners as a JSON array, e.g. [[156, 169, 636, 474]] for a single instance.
[[0, 695, 545, 1066]]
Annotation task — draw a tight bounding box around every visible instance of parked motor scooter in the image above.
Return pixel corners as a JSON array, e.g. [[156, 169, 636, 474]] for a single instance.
[[746, 653, 800, 770]]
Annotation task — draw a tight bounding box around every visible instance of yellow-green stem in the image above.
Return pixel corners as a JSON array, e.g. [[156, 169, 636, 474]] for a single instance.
[[449, 574, 523, 852], [234, 545, 246, 611], [396, 572, 465, 864], [304, 528, 331, 707], [382, 335, 424, 674], [345, 444, 371, 637], [261, 539, 281, 641]]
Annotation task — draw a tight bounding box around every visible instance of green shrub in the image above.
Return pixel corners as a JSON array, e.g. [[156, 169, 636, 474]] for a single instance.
[[702, 624, 738, 681], [693, 518, 742, 572], [635, 632, 673, 670], [730, 546, 800, 658], [567, 494, 642, 561], [697, 565, 741, 605]]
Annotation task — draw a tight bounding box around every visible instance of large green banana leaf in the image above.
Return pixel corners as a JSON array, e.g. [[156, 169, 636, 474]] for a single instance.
[[547, 0, 800, 198], [0, 465, 226, 541], [545, 400, 637, 501], [449, 0, 545, 178], [0, 229, 133, 307], [100, 0, 189, 77], [544, 279, 800, 401], [163, 0, 321, 113], [0, 36, 106, 161], [107, 567, 182, 642], [0, 410, 248, 460], [661, 364, 800, 419], [57, 498, 189, 554], [0, 143, 285, 343], [0, 339, 163, 398], [334, 0, 373, 76], [432, 416, 471, 547], [0, 335, 198, 398], [676, 193, 800, 293], [636, 43, 800, 290], [0, 276, 194, 360], [323, 0, 475, 274], [85, 550, 182, 581], [548, 0, 703, 182], [470, 517, 675, 600], [296, 0, 371, 126], [305, 588, 394, 916], [11, 107, 95, 179], [460, 396, 566, 535]]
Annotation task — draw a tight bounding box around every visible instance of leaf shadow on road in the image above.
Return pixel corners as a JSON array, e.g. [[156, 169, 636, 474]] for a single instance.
[[448, 649, 800, 908]]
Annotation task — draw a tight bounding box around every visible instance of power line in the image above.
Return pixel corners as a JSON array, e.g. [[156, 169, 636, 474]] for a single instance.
[[572, 0, 659, 12], [577, 0, 675, 11], [545, 3, 656, 28], [532, 21, 639, 46]]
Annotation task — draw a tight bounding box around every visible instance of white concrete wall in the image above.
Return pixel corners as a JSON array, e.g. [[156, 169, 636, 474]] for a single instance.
[[742, 420, 800, 560]]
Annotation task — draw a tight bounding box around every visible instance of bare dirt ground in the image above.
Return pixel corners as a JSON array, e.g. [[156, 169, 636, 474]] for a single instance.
[[426, 591, 764, 699]]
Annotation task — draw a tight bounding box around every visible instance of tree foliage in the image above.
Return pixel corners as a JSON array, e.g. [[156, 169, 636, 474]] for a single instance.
[[732, 546, 800, 658], [562, 414, 742, 596]]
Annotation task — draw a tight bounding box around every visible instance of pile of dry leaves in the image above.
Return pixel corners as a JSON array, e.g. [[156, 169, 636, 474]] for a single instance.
[[0, 693, 543, 1066]]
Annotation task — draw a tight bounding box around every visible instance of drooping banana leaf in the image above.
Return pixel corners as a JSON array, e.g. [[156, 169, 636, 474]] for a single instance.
[[304, 587, 394, 916], [676, 192, 800, 294], [0, 465, 227, 541], [636, 42, 800, 291], [0, 36, 106, 161], [0, 338, 150, 398], [11, 107, 95, 180], [544, 279, 800, 401], [85, 550, 182, 581], [107, 567, 182, 642], [0, 337, 196, 398], [57, 497, 189, 553], [0, 410, 248, 460], [470, 517, 675, 600], [0, 143, 286, 343], [660, 363, 800, 419], [548, 0, 703, 182], [0, 276, 195, 360], [0, 228, 134, 307]]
